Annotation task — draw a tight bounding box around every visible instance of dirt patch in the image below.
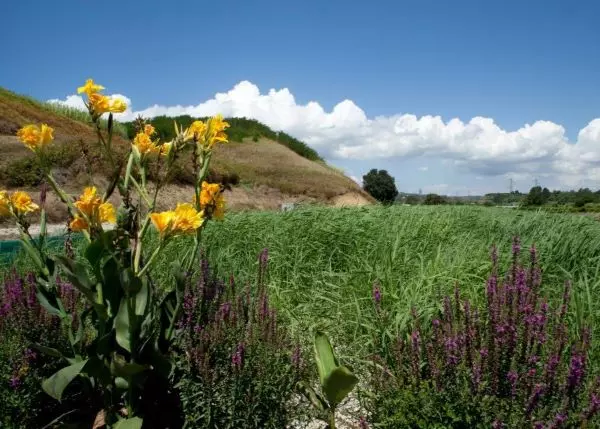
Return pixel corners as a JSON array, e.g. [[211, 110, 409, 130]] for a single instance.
[[330, 192, 372, 207]]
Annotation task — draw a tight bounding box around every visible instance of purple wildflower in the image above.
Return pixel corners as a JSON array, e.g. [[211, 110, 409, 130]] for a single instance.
[[567, 353, 585, 392], [507, 370, 518, 397], [231, 342, 245, 371], [372, 281, 382, 310], [358, 416, 369, 429]]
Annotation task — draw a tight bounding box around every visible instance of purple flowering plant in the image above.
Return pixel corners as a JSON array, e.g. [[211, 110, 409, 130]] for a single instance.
[[175, 249, 311, 429], [366, 238, 600, 428]]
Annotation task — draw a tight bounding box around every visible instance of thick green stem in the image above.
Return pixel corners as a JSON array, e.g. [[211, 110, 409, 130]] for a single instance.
[[130, 177, 152, 207], [136, 243, 162, 277], [329, 408, 336, 429]]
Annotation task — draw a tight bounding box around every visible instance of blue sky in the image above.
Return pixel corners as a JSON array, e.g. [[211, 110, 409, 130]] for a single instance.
[[3, 0, 600, 194]]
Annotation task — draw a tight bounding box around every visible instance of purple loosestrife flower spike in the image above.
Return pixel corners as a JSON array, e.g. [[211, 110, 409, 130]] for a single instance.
[[567, 352, 585, 392], [526, 383, 545, 417], [232, 341, 245, 371], [550, 413, 567, 429], [372, 281, 381, 310], [411, 330, 421, 383], [492, 420, 503, 429], [358, 416, 369, 429], [507, 370, 518, 397]]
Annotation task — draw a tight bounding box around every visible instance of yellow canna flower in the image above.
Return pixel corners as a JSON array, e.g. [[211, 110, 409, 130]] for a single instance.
[[0, 190, 10, 217], [210, 114, 230, 134], [172, 203, 203, 235], [98, 202, 116, 223], [16, 124, 54, 152], [74, 187, 101, 217], [150, 211, 175, 237], [133, 132, 160, 156], [77, 79, 105, 97], [69, 216, 89, 232], [144, 124, 156, 136], [39, 124, 54, 145], [199, 182, 221, 207], [184, 120, 207, 142], [88, 94, 126, 116], [205, 115, 230, 147], [10, 191, 39, 215], [160, 141, 173, 156], [89, 93, 112, 115], [109, 98, 127, 113], [197, 181, 225, 220]]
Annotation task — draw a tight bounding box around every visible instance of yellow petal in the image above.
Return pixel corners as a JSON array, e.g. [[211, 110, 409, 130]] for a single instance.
[[10, 191, 39, 214], [150, 211, 175, 237], [99, 202, 116, 224], [0, 190, 10, 217], [69, 216, 89, 232]]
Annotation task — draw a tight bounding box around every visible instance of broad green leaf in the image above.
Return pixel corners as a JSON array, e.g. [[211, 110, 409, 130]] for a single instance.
[[54, 255, 96, 303], [314, 332, 358, 406], [110, 353, 150, 377], [31, 344, 63, 359], [114, 417, 143, 429], [297, 381, 328, 411], [314, 332, 339, 385], [322, 365, 358, 406], [115, 299, 131, 352], [103, 258, 123, 316], [35, 287, 63, 317], [134, 279, 149, 316], [42, 359, 88, 401], [85, 238, 105, 267]]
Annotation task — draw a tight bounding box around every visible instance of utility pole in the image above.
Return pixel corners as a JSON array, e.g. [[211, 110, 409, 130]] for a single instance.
[[509, 178, 514, 194], [534, 177, 539, 187]]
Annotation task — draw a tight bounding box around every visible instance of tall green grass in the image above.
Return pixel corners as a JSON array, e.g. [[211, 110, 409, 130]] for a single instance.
[[4, 205, 600, 364], [156, 205, 600, 363]]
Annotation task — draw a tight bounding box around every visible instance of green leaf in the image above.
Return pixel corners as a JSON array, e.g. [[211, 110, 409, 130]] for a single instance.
[[314, 332, 358, 406], [103, 258, 123, 316], [31, 344, 63, 359], [322, 365, 358, 406], [134, 279, 149, 316], [35, 286, 64, 317], [42, 359, 88, 401], [85, 238, 105, 267], [314, 332, 339, 385], [53, 255, 96, 303], [115, 299, 131, 352], [114, 417, 143, 429], [110, 353, 150, 377], [297, 381, 328, 412]]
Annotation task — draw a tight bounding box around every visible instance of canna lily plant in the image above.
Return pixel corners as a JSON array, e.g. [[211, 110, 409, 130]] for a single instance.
[[0, 79, 230, 428]]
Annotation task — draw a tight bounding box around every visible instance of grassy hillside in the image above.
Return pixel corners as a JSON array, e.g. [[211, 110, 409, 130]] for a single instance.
[[0, 87, 369, 207]]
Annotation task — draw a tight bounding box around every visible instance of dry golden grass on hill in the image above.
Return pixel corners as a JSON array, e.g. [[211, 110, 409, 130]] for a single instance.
[[0, 87, 372, 222]]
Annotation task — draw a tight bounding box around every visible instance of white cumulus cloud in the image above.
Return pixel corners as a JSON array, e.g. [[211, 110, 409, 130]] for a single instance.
[[48, 80, 600, 187]]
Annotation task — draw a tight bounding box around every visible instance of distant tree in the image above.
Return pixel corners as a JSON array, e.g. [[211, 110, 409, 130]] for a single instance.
[[405, 195, 421, 205], [525, 186, 544, 206], [423, 193, 447, 205], [575, 188, 596, 207], [542, 187, 551, 203], [362, 169, 399, 204]]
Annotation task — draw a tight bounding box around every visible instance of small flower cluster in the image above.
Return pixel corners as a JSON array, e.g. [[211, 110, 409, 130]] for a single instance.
[[69, 186, 116, 232], [184, 115, 230, 149], [0, 190, 39, 220], [150, 203, 204, 239], [16, 123, 53, 153], [196, 181, 225, 220], [369, 239, 600, 428], [77, 78, 126, 119]]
